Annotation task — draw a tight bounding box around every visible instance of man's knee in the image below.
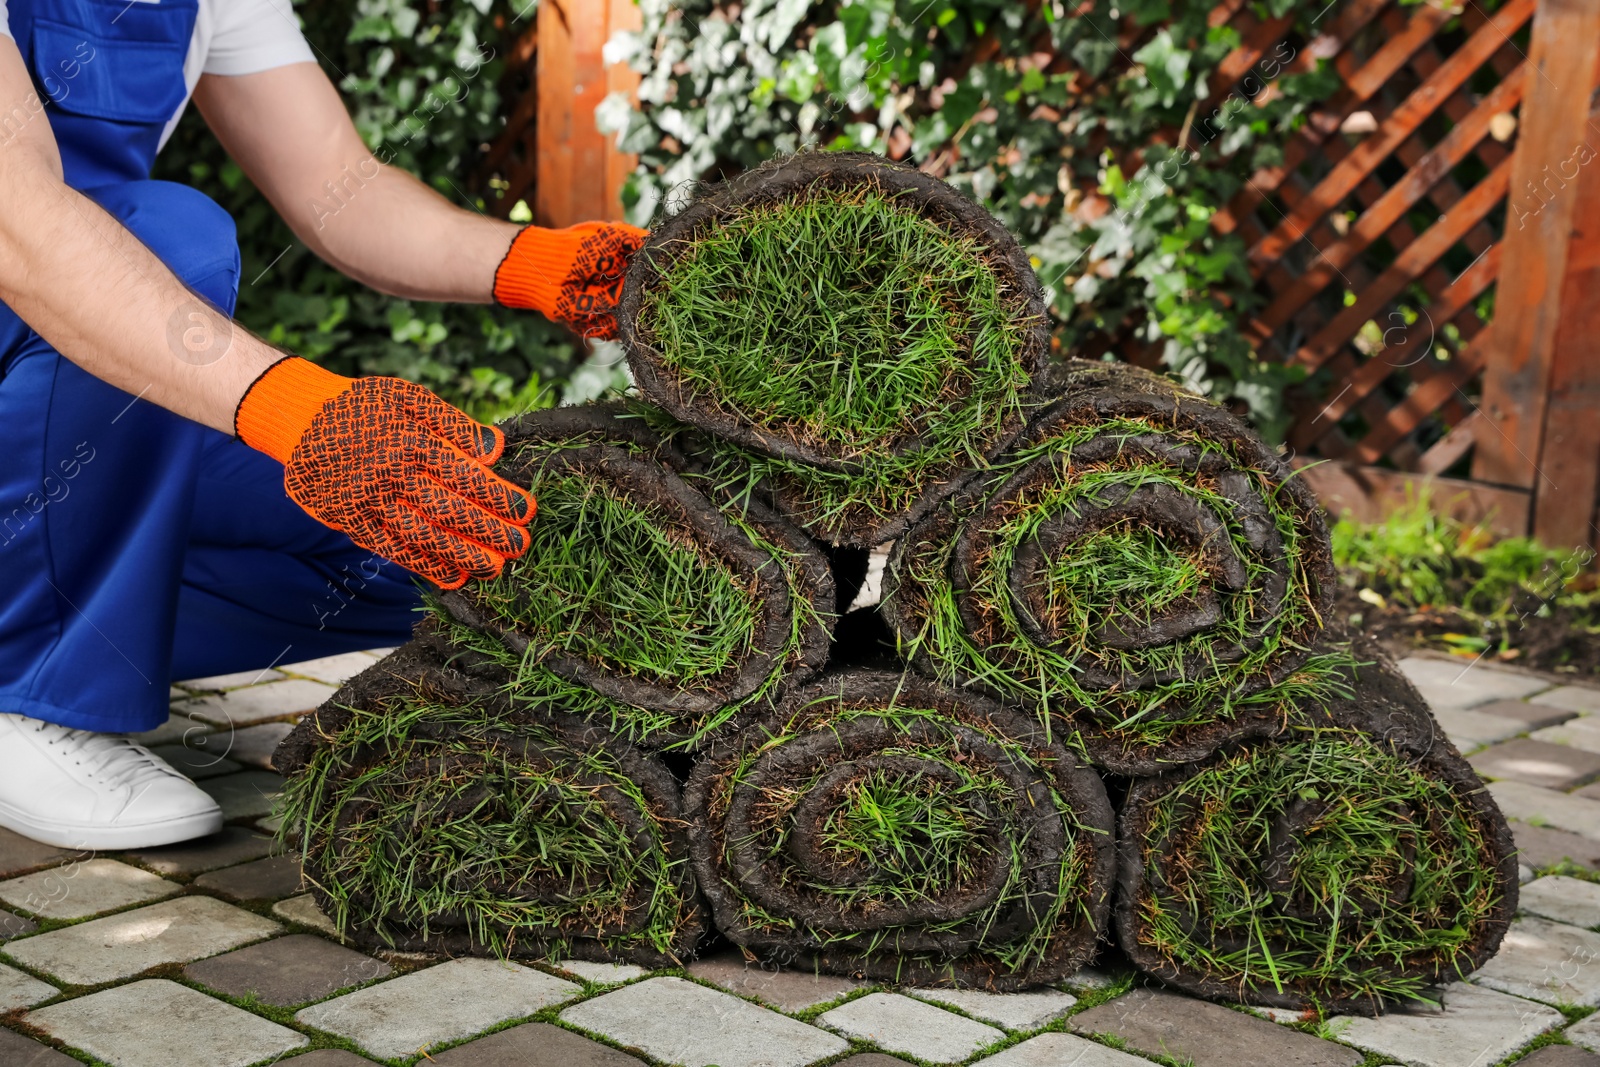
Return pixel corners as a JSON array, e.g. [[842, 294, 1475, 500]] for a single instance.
[[84, 181, 242, 314]]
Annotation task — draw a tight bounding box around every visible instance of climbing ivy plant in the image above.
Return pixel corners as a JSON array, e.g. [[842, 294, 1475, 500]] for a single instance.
[[602, 0, 1343, 439]]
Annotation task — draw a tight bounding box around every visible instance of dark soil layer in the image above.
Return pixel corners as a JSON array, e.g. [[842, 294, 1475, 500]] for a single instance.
[[274, 638, 704, 966], [684, 670, 1116, 990], [1334, 584, 1600, 678], [884, 359, 1337, 743], [431, 403, 835, 750], [1113, 639, 1517, 1014]]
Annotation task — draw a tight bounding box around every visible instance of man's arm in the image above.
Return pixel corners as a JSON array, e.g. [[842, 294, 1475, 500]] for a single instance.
[[0, 35, 278, 433], [191, 62, 518, 303], [192, 61, 647, 339], [0, 38, 531, 588]]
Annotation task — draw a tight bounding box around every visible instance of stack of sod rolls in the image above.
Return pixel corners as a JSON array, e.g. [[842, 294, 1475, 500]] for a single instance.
[[275, 150, 1515, 1006]]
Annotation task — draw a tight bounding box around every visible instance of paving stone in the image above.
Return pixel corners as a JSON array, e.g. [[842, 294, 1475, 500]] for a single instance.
[[1, 906, 38, 940], [819, 992, 1003, 1064], [0, 959, 57, 1010], [834, 1057, 916, 1067], [1332, 980, 1561, 1067], [1523, 863, 1538, 883], [275, 1054, 378, 1066], [0, 827, 72, 878], [29, 977, 307, 1067], [180, 678, 336, 727], [431, 1021, 645, 1066], [975, 1032, 1160, 1067], [1475, 699, 1581, 730], [0, 858, 180, 920], [2, 894, 281, 985], [1514, 820, 1600, 870], [1533, 686, 1600, 714], [1070, 987, 1362, 1067], [208, 721, 296, 771], [258, 813, 284, 833], [910, 987, 1077, 1030], [126, 711, 216, 747], [1572, 1010, 1600, 1053], [555, 959, 647, 984], [193, 854, 303, 901], [1428, 708, 1518, 751], [1520, 875, 1600, 927], [1398, 657, 1549, 709], [688, 953, 864, 1011], [185, 933, 392, 1007], [1577, 782, 1600, 800], [298, 958, 579, 1060], [0, 1028, 81, 1067], [1471, 738, 1600, 790], [179, 667, 286, 690], [274, 893, 342, 939], [147, 742, 241, 779], [1488, 781, 1600, 841], [1470, 915, 1600, 1005], [563, 975, 848, 1067], [198, 770, 286, 821], [279, 651, 382, 686], [123, 826, 276, 875], [1516, 1047, 1600, 1067]]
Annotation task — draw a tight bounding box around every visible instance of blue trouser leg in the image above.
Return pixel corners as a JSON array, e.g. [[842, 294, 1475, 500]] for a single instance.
[[0, 180, 420, 734]]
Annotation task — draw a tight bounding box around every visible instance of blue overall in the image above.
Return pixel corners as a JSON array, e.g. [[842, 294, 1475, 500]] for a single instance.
[[0, 0, 421, 733]]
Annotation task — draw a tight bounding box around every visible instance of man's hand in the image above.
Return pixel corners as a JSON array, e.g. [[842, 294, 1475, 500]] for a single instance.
[[235, 357, 533, 589], [493, 221, 648, 340]]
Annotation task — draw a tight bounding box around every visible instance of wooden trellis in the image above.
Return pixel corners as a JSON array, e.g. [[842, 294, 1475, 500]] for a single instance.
[[481, 0, 1600, 550], [1201, 0, 1600, 551]]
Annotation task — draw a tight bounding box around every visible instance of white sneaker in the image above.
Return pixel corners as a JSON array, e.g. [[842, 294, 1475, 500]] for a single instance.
[[0, 713, 223, 849]]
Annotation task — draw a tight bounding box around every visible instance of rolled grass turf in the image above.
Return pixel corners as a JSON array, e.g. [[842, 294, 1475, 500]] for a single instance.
[[1113, 642, 1517, 1014], [619, 151, 1050, 546], [431, 403, 834, 750], [273, 637, 704, 965], [684, 669, 1116, 989], [883, 359, 1338, 767]]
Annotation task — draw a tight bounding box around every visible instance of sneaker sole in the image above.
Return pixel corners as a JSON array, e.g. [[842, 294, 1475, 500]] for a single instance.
[[0, 798, 224, 851]]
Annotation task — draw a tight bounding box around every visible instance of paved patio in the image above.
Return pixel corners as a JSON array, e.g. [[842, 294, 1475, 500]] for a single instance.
[[2, 650, 1599, 1067]]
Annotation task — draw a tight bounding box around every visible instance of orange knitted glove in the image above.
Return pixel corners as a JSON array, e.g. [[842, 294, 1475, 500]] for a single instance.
[[493, 221, 648, 340], [235, 357, 534, 590]]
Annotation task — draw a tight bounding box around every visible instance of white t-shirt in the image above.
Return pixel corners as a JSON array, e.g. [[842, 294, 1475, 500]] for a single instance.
[[0, 0, 316, 149]]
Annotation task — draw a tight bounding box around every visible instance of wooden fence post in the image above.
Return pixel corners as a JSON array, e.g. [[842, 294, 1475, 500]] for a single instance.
[[1471, 0, 1600, 511], [1530, 94, 1600, 551], [535, 0, 641, 227]]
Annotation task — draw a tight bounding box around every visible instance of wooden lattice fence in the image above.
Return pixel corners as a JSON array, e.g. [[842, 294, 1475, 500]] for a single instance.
[[479, 0, 1600, 550]]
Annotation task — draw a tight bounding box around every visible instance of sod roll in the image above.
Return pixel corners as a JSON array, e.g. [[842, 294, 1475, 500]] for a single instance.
[[432, 404, 834, 750], [1113, 644, 1517, 1014], [619, 151, 1050, 547], [883, 359, 1337, 771], [273, 637, 705, 965], [684, 670, 1115, 989]]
